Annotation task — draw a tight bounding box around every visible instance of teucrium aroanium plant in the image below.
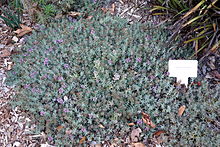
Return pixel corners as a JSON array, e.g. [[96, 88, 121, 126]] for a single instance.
[[6, 11, 220, 146]]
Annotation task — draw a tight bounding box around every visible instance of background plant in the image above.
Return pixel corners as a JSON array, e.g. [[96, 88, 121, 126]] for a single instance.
[[28, 0, 100, 23], [150, 0, 220, 59], [6, 11, 220, 146], [0, 0, 22, 29]]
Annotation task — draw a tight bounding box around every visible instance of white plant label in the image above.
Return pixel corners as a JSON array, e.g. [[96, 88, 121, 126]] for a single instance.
[[168, 60, 198, 87]]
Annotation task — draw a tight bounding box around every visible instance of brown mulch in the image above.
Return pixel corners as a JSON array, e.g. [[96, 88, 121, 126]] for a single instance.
[[0, 7, 51, 147]]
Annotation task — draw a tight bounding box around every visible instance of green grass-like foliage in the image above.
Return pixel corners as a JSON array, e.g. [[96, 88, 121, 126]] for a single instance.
[[150, 0, 220, 58], [6, 12, 220, 146], [0, 0, 22, 29]]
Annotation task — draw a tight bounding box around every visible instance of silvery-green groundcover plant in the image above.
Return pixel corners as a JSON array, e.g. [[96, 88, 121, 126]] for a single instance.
[[6, 11, 220, 146]]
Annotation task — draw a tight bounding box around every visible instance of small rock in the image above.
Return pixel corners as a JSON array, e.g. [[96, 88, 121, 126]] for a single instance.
[[13, 141, 21, 146], [113, 73, 120, 81], [3, 87, 10, 93], [63, 96, 68, 101], [205, 73, 213, 79], [25, 118, 31, 122], [202, 65, 207, 75], [208, 56, 215, 63], [125, 136, 131, 144], [12, 36, 19, 42], [8, 126, 14, 132], [0, 44, 5, 49], [131, 128, 142, 142], [19, 37, 25, 43]]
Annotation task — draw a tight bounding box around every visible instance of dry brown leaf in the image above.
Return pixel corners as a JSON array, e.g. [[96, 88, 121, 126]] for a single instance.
[[211, 70, 220, 79], [178, 105, 186, 116], [98, 124, 105, 128], [101, 8, 108, 13], [195, 40, 198, 57], [0, 49, 11, 58], [56, 125, 63, 131], [210, 40, 220, 52], [101, 4, 115, 15], [131, 142, 146, 147], [128, 123, 135, 126], [79, 136, 86, 144], [14, 24, 32, 37], [6, 38, 12, 45], [213, 23, 216, 32], [68, 12, 82, 18], [86, 16, 93, 20], [110, 3, 115, 14], [153, 130, 166, 137], [142, 112, 156, 128]]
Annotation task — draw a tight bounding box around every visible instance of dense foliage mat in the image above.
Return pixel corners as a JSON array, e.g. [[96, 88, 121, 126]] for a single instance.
[[6, 12, 220, 146]]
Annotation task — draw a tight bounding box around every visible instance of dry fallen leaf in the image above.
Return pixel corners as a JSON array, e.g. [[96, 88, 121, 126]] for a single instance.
[[68, 12, 82, 18], [79, 136, 86, 144], [178, 105, 186, 116], [131, 142, 146, 147], [153, 130, 166, 137], [142, 112, 156, 128], [6, 38, 12, 45], [128, 123, 135, 126], [0, 49, 11, 58], [86, 16, 93, 20], [110, 3, 115, 14], [14, 24, 32, 37], [211, 70, 220, 79], [98, 124, 105, 128], [101, 4, 115, 15], [56, 125, 63, 131], [101, 8, 108, 13]]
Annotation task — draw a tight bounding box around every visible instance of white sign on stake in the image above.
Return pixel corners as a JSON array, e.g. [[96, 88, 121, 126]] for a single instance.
[[168, 60, 198, 87]]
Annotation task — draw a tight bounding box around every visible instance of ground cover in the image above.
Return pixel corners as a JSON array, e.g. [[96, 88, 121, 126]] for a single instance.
[[0, 0, 219, 146], [6, 10, 220, 146]]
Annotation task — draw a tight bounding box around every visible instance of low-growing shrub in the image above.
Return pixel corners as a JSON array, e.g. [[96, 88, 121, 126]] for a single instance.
[[6, 11, 220, 146]]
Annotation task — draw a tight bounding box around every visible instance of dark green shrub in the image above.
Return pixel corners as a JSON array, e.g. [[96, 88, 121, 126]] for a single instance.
[[6, 12, 220, 146]]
